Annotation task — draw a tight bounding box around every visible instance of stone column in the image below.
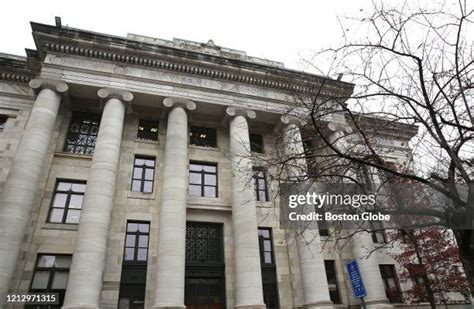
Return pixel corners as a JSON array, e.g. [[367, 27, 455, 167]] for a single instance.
[[280, 116, 334, 309], [351, 233, 392, 308], [326, 123, 391, 308], [0, 78, 68, 301], [226, 107, 266, 309], [152, 97, 196, 309], [63, 88, 132, 308]]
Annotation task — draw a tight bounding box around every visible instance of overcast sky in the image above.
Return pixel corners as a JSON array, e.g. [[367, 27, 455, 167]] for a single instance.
[[0, 0, 392, 72]]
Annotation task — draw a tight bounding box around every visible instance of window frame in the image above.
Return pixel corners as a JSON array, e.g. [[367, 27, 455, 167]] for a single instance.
[[63, 111, 101, 155], [29, 254, 72, 308], [189, 126, 217, 148], [0, 114, 8, 131], [188, 161, 218, 198], [324, 260, 341, 304], [250, 132, 264, 153], [47, 179, 86, 225], [253, 167, 269, 202], [371, 221, 387, 243], [131, 156, 156, 193], [379, 264, 403, 303], [258, 227, 280, 309], [137, 119, 159, 142], [123, 221, 150, 265]]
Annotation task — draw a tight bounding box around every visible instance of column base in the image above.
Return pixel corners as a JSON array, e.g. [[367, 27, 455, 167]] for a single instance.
[[61, 305, 100, 309], [234, 305, 266, 309], [303, 300, 336, 308], [363, 298, 393, 308]]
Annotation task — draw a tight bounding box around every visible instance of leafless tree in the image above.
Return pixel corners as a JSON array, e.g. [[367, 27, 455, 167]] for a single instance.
[[257, 0, 473, 299]]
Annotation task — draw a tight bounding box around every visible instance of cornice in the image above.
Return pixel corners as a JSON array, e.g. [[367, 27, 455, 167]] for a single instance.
[[0, 55, 31, 84], [43, 42, 351, 98], [30, 22, 354, 99]]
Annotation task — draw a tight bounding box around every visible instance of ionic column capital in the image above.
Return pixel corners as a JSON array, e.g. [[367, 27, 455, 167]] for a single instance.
[[225, 106, 256, 119], [327, 121, 352, 134], [29, 78, 68, 94], [281, 114, 306, 126], [97, 88, 134, 102], [163, 97, 196, 111]]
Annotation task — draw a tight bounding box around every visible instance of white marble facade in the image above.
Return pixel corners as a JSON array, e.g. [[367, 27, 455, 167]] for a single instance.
[[0, 20, 436, 309]]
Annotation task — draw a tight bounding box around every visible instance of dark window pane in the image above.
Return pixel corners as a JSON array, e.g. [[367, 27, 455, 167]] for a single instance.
[[31, 271, 50, 289], [0, 115, 8, 131], [52, 272, 69, 289], [54, 256, 72, 268], [250, 133, 264, 153], [137, 119, 159, 141], [190, 126, 217, 147], [64, 112, 101, 155]]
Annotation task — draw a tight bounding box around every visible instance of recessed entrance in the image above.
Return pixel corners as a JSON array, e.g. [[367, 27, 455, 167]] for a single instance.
[[185, 222, 226, 309]]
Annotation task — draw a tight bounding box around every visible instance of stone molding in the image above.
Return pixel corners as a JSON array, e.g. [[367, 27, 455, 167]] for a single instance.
[[163, 97, 196, 111], [43, 42, 351, 98], [0, 72, 30, 83], [225, 106, 256, 119], [29, 77, 68, 94]]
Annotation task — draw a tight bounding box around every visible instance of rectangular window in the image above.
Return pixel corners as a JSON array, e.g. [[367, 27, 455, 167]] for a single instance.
[[408, 264, 428, 302], [380, 264, 402, 303], [0, 115, 8, 131], [29, 254, 72, 307], [371, 221, 387, 243], [119, 221, 150, 309], [123, 222, 150, 264], [64, 112, 100, 155], [258, 228, 279, 309], [250, 133, 264, 153], [48, 180, 86, 224], [190, 126, 217, 148], [131, 156, 155, 193], [253, 167, 269, 202], [324, 260, 341, 304], [137, 119, 159, 141], [189, 162, 218, 198]]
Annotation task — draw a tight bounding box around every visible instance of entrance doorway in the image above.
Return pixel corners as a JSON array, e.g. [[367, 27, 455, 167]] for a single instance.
[[185, 222, 226, 309]]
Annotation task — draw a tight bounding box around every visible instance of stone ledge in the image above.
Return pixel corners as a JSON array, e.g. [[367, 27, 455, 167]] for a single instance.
[[42, 223, 78, 231]]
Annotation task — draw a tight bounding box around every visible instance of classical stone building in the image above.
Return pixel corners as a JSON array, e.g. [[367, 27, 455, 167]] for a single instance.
[[0, 20, 467, 309]]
